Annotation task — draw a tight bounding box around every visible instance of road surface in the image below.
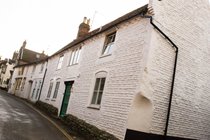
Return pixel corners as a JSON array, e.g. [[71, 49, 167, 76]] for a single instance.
[[0, 89, 68, 140]]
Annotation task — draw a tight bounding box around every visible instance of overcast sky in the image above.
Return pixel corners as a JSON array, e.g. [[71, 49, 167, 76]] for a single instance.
[[0, 0, 148, 59]]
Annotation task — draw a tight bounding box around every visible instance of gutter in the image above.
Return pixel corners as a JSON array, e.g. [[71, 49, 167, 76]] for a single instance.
[[141, 15, 179, 137]]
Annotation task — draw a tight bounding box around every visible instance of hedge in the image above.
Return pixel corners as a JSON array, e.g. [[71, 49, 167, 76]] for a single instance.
[[61, 114, 119, 140], [35, 101, 58, 117]]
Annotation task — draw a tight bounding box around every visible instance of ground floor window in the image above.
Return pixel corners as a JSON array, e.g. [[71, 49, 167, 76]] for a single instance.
[[91, 71, 107, 106]]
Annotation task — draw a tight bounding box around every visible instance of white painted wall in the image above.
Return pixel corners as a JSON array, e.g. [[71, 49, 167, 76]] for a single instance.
[[8, 61, 47, 101], [40, 16, 150, 139], [39, 1, 210, 139], [144, 0, 210, 139]]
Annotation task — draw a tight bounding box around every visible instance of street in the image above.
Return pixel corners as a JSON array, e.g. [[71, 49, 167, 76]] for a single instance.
[[0, 89, 68, 140]]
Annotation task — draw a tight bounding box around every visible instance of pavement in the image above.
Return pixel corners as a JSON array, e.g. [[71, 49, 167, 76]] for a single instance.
[[0, 89, 71, 140]]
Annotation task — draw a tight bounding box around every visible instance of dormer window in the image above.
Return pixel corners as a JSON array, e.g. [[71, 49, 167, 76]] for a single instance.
[[102, 32, 116, 55]]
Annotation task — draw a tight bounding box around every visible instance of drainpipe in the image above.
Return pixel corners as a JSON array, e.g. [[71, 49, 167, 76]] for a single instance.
[[38, 62, 48, 101], [141, 15, 179, 137]]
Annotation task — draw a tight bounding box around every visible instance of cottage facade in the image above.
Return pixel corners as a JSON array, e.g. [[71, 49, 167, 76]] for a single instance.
[[8, 0, 210, 140], [39, 1, 210, 139], [9, 60, 47, 102]]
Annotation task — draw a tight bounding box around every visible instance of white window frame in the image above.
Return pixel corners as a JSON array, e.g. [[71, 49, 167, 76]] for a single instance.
[[90, 71, 107, 108], [57, 55, 64, 70], [52, 80, 60, 99], [69, 47, 81, 66], [102, 32, 116, 55], [47, 81, 53, 98], [40, 63, 44, 73]]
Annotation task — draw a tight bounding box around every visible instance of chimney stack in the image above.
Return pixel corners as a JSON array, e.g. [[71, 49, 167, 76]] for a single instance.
[[22, 40, 27, 48], [77, 17, 90, 38]]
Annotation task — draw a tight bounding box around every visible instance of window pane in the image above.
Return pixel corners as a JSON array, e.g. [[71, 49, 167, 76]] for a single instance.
[[103, 45, 109, 55], [57, 56, 63, 69], [70, 51, 75, 65], [94, 78, 100, 91], [91, 91, 97, 104], [97, 91, 103, 105], [53, 81, 60, 98], [102, 32, 116, 55], [99, 78, 106, 91], [73, 49, 79, 64], [47, 83, 53, 98], [108, 43, 114, 54], [76, 48, 81, 63]]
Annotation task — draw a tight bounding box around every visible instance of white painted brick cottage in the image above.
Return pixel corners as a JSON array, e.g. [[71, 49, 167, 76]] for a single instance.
[[9, 0, 210, 139]]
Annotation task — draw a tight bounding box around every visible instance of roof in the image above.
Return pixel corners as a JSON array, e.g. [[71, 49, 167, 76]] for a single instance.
[[21, 48, 48, 63], [50, 4, 148, 58], [14, 57, 48, 68]]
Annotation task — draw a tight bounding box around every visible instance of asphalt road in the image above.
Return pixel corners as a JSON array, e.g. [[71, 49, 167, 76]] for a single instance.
[[0, 89, 68, 140]]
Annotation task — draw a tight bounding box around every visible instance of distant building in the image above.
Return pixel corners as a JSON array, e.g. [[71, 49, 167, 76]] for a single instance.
[[0, 59, 15, 89], [8, 40, 48, 101], [15, 40, 47, 65], [8, 58, 48, 102]]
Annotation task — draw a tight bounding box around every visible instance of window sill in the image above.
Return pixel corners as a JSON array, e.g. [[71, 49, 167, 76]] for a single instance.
[[87, 104, 100, 110], [68, 63, 79, 67], [100, 54, 111, 58], [51, 99, 56, 101], [45, 98, 49, 100]]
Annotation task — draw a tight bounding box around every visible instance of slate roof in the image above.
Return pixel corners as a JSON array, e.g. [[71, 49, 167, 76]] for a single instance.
[[21, 48, 47, 63]]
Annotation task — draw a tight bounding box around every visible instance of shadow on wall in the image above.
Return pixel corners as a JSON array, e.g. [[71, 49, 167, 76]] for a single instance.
[[127, 92, 153, 133]]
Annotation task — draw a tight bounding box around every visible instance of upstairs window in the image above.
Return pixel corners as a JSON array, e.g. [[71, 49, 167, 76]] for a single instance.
[[40, 63, 44, 73], [102, 32, 116, 55], [18, 67, 24, 75], [15, 78, 22, 90], [32, 65, 36, 74], [57, 55, 64, 69], [69, 47, 81, 65]]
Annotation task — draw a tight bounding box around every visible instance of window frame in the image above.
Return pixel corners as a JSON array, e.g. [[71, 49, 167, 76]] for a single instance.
[[40, 63, 44, 73], [101, 32, 116, 56], [57, 55, 64, 70], [52, 80, 60, 99], [47, 81, 54, 98], [20, 78, 26, 91], [69, 47, 81, 66], [89, 71, 107, 109]]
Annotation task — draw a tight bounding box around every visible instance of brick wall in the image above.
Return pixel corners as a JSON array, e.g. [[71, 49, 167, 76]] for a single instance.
[[147, 0, 210, 139], [68, 17, 149, 139], [40, 17, 150, 139]]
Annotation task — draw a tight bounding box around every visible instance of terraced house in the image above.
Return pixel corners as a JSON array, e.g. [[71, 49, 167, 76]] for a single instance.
[[9, 0, 210, 140], [8, 41, 48, 101]]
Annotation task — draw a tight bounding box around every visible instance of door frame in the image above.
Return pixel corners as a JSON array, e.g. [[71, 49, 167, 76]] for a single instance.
[[59, 81, 74, 117]]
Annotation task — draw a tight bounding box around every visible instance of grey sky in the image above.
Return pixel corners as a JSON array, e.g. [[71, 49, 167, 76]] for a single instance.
[[0, 0, 148, 59]]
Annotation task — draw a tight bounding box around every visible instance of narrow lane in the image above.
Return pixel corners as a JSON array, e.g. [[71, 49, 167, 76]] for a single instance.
[[0, 89, 68, 140]]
